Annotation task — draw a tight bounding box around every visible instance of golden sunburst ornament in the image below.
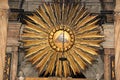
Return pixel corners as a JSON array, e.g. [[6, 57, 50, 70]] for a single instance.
[[21, 3, 104, 77]]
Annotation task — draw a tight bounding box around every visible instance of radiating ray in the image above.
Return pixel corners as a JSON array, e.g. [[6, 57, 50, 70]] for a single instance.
[[63, 54, 70, 77], [58, 54, 63, 77], [29, 47, 50, 65], [44, 52, 58, 76], [27, 15, 51, 30], [69, 49, 86, 70], [37, 50, 54, 74], [67, 4, 80, 25], [64, 4, 70, 25], [25, 44, 49, 58], [75, 44, 98, 55], [21, 33, 48, 39], [53, 3, 61, 24], [76, 31, 104, 39], [75, 15, 97, 30], [55, 54, 60, 76], [36, 6, 54, 27], [77, 25, 98, 34], [22, 40, 48, 47], [43, 3, 57, 26], [75, 40, 103, 47], [65, 52, 80, 75], [72, 8, 88, 27], [70, 6, 85, 26], [23, 29, 38, 34], [73, 46, 94, 64], [61, 3, 65, 24], [24, 20, 49, 33], [66, 3, 74, 24]]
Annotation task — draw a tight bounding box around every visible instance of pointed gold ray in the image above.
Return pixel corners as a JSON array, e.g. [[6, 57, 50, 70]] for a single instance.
[[73, 46, 94, 64], [55, 56, 59, 76], [44, 52, 58, 76], [75, 44, 98, 55], [75, 15, 97, 30], [70, 6, 85, 26], [63, 54, 70, 77], [76, 31, 104, 39], [36, 6, 54, 27], [77, 25, 98, 34], [23, 40, 47, 47], [43, 3, 56, 26], [24, 20, 49, 34], [58, 53, 63, 77], [72, 8, 88, 27], [75, 19, 99, 33], [23, 29, 37, 34], [75, 40, 103, 47], [55, 53, 61, 76], [25, 44, 49, 58], [66, 3, 74, 24], [29, 47, 50, 65], [69, 49, 86, 70], [37, 50, 54, 74], [53, 3, 61, 24], [28, 14, 53, 30], [65, 52, 80, 75], [63, 61, 70, 77], [64, 4, 70, 25], [62, 3, 65, 24], [21, 33, 48, 39], [67, 4, 80, 25]]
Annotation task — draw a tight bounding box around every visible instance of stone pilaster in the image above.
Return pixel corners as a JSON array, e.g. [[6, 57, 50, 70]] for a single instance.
[[0, 0, 9, 80], [115, 0, 120, 80]]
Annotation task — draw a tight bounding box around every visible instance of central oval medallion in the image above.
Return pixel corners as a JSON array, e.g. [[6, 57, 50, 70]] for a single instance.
[[49, 26, 75, 52]]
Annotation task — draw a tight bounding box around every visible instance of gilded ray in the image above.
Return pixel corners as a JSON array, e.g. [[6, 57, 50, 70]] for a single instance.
[[66, 3, 74, 24], [53, 3, 61, 24], [75, 44, 98, 55], [73, 9, 88, 27], [43, 3, 56, 26], [58, 54, 63, 77], [55, 53, 61, 76], [25, 20, 49, 33], [69, 49, 86, 70], [21, 33, 48, 39], [44, 52, 58, 76], [23, 40, 47, 48], [36, 6, 53, 27], [60, 54, 69, 77], [75, 15, 97, 30], [77, 25, 98, 34], [37, 50, 54, 74], [63, 60, 70, 77], [30, 47, 50, 65], [76, 31, 104, 39], [73, 46, 93, 64], [75, 40, 103, 47], [64, 4, 70, 24], [25, 44, 49, 58], [67, 4, 80, 25], [65, 52, 80, 75], [61, 3, 65, 23], [70, 6, 85, 26]]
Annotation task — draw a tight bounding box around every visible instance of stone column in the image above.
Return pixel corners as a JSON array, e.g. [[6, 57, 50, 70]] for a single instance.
[[104, 48, 114, 80], [0, 0, 9, 80], [115, 0, 120, 80]]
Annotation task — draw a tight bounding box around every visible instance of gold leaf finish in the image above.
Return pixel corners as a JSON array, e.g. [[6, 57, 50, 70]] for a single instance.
[[21, 3, 104, 77]]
